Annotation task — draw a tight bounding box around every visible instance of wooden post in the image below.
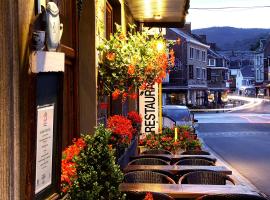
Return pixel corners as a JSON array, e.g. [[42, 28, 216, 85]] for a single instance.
[[0, 0, 20, 199]]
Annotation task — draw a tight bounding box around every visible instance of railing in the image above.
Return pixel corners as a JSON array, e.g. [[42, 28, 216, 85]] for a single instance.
[[188, 79, 207, 86]]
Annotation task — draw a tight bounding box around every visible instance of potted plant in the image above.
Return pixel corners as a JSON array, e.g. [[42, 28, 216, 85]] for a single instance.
[[107, 115, 135, 159], [127, 111, 142, 137], [97, 24, 175, 101], [61, 125, 125, 199], [138, 126, 202, 154]]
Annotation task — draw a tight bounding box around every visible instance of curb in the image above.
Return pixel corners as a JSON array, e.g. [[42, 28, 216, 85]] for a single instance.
[[199, 137, 269, 199]]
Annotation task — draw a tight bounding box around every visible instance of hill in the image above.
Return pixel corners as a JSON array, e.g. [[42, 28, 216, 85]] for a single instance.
[[192, 27, 270, 51]]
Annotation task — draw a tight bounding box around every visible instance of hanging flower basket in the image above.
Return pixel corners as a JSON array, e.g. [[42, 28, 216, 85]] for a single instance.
[[97, 24, 175, 100]]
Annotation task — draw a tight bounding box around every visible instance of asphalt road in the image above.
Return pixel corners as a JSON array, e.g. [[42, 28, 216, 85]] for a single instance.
[[195, 102, 270, 197]]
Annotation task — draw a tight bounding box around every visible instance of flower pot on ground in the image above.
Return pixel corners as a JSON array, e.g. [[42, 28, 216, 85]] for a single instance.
[[138, 126, 202, 154], [61, 125, 125, 199]]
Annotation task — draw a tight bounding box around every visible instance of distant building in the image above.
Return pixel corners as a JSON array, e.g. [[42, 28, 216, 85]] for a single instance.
[[163, 25, 209, 107], [253, 39, 266, 96], [236, 66, 255, 96], [263, 38, 270, 97], [206, 48, 229, 106], [219, 50, 255, 93]]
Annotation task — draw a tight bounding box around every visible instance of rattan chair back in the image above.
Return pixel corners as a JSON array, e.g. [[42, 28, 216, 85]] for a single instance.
[[181, 150, 210, 155], [142, 149, 173, 155], [178, 170, 235, 185], [174, 158, 215, 166], [128, 158, 170, 165], [124, 171, 176, 184]]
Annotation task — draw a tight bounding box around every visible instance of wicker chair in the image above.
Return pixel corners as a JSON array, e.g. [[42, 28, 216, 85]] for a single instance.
[[179, 156, 216, 164], [126, 191, 175, 200], [178, 170, 235, 185], [142, 149, 173, 155], [174, 158, 215, 166], [181, 150, 211, 155], [131, 155, 172, 162], [128, 158, 170, 165], [196, 194, 268, 200], [124, 171, 176, 184]]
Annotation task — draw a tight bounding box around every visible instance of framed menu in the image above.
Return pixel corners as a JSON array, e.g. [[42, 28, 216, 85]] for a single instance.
[[35, 104, 54, 194]]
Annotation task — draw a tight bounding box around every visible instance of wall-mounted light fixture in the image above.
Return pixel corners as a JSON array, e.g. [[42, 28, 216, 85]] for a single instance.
[[153, 14, 162, 20]]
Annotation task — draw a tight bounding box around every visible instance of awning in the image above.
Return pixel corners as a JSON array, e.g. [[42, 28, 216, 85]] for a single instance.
[[125, 0, 190, 28]]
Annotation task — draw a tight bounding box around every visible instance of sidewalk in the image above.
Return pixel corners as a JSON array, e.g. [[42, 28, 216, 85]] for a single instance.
[[200, 138, 269, 199]]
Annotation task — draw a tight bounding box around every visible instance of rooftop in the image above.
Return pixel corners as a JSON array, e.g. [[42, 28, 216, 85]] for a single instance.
[[170, 28, 210, 48]]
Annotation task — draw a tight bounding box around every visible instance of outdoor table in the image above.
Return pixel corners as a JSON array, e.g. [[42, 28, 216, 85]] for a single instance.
[[130, 154, 217, 163], [123, 165, 232, 175], [119, 183, 259, 198]]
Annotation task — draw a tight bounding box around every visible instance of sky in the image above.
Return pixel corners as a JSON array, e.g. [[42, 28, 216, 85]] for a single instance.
[[186, 0, 270, 30]]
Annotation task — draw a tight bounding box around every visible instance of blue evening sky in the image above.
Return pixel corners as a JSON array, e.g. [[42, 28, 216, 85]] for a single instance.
[[186, 0, 270, 29]]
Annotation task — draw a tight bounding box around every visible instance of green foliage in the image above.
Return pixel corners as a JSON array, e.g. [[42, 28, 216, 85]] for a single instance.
[[68, 125, 125, 200], [97, 24, 174, 96]]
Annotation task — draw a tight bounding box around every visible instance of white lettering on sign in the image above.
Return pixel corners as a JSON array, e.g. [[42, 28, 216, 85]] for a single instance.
[[35, 105, 54, 194], [139, 83, 159, 136]]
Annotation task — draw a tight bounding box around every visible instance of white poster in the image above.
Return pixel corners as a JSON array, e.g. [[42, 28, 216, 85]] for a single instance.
[[35, 105, 54, 194], [139, 83, 159, 136]]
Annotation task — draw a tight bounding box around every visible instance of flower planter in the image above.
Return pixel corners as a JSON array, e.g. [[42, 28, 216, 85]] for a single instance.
[[117, 137, 138, 169]]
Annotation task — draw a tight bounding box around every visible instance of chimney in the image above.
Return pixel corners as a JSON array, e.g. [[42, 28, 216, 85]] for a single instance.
[[209, 43, 217, 51], [181, 23, 191, 34], [199, 35, 207, 43]]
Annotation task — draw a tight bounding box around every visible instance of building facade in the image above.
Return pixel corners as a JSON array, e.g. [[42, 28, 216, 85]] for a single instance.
[[163, 26, 209, 107], [0, 0, 190, 199], [206, 48, 229, 107]]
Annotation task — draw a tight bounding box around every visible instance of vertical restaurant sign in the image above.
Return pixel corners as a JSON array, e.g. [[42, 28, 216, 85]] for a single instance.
[[35, 105, 54, 194], [139, 83, 159, 136]]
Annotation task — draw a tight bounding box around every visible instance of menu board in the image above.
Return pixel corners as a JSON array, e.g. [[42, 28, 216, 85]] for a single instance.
[[35, 105, 54, 194]]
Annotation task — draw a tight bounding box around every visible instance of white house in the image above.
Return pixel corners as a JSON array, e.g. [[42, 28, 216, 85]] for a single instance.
[[236, 66, 255, 96]]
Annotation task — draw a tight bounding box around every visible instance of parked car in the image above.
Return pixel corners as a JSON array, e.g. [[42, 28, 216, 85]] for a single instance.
[[162, 105, 198, 128]]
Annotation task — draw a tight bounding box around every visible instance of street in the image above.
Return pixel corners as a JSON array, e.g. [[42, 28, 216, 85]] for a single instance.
[[195, 101, 270, 197]]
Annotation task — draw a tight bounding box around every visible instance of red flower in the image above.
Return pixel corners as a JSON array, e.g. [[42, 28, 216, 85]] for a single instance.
[[127, 111, 142, 124], [129, 93, 138, 100], [106, 52, 115, 61], [112, 89, 121, 100], [144, 192, 154, 200], [107, 115, 134, 141], [118, 33, 125, 40], [128, 65, 135, 75], [183, 131, 190, 139], [61, 138, 86, 193]]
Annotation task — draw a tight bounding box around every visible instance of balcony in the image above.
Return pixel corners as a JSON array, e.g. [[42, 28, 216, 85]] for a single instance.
[[207, 80, 228, 89], [188, 79, 207, 88]]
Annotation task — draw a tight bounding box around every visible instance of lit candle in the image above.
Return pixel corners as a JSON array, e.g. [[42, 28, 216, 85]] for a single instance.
[[174, 127, 178, 141]]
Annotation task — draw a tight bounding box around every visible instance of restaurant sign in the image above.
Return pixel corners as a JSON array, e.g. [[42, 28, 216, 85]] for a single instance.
[[139, 83, 159, 136], [35, 105, 54, 194]]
